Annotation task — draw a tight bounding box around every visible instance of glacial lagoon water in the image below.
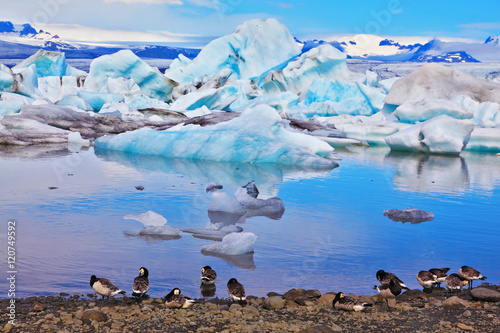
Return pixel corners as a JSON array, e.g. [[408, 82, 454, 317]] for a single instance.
[[0, 144, 499, 299]]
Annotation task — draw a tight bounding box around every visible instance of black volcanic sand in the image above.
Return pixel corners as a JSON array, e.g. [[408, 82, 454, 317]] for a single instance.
[[1, 285, 499, 332]]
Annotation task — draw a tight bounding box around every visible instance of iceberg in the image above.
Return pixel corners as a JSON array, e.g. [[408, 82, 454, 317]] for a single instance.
[[165, 18, 301, 83], [302, 78, 385, 116], [10, 64, 38, 97], [384, 63, 500, 106], [95, 104, 337, 167], [13, 49, 86, 77], [77, 91, 124, 112], [0, 64, 14, 91], [124, 211, 181, 236], [181, 222, 243, 241], [394, 98, 474, 123], [85, 50, 177, 102], [201, 232, 257, 255], [261, 44, 361, 97], [56, 95, 93, 111], [466, 128, 500, 152], [385, 115, 474, 154]]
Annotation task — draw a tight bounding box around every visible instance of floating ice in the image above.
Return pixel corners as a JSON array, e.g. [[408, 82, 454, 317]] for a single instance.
[[85, 50, 177, 102], [384, 63, 500, 106], [124, 210, 180, 236], [395, 98, 474, 123], [165, 18, 301, 83], [67, 132, 90, 146], [95, 104, 337, 167], [77, 91, 124, 112], [0, 93, 33, 115], [208, 192, 246, 215], [466, 128, 500, 152], [10, 64, 38, 97], [0, 64, 14, 91], [262, 44, 361, 97], [385, 115, 474, 154], [201, 232, 257, 255], [384, 207, 434, 224], [56, 95, 93, 111], [181, 222, 243, 241], [13, 49, 85, 77]]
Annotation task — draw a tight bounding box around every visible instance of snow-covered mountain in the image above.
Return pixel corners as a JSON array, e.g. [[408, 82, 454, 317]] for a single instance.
[[0, 21, 200, 60], [296, 34, 498, 63], [485, 35, 499, 46]]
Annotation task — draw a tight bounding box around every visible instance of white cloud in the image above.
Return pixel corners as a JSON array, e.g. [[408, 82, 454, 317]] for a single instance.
[[104, 0, 183, 4], [458, 22, 500, 30]]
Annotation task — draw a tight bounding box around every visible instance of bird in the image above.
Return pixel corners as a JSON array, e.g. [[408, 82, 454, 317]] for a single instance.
[[374, 279, 402, 308], [459, 266, 487, 290], [200, 266, 217, 285], [227, 278, 246, 304], [445, 273, 468, 295], [332, 292, 373, 312], [429, 268, 450, 287], [90, 275, 126, 300], [416, 270, 439, 293], [132, 267, 149, 299], [376, 270, 410, 290], [164, 288, 196, 309]]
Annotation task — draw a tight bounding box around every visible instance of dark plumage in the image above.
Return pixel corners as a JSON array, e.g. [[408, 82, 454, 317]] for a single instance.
[[459, 266, 486, 289], [429, 268, 450, 287], [227, 278, 246, 304], [164, 288, 196, 308], [90, 275, 126, 300], [132, 267, 149, 298], [376, 270, 410, 290], [332, 292, 373, 312], [374, 280, 402, 308], [445, 273, 468, 294], [200, 266, 217, 285], [416, 270, 439, 293]]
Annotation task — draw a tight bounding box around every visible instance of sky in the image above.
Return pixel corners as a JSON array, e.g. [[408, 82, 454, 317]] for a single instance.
[[1, 0, 500, 44]]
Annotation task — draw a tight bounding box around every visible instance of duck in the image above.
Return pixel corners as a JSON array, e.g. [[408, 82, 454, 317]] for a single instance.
[[458, 266, 487, 290], [227, 278, 246, 304], [332, 292, 373, 312], [376, 270, 410, 290], [374, 279, 402, 308], [445, 273, 468, 295], [416, 270, 439, 293], [428, 268, 450, 287], [200, 266, 217, 285], [90, 275, 126, 300], [132, 267, 149, 298], [164, 288, 196, 308]]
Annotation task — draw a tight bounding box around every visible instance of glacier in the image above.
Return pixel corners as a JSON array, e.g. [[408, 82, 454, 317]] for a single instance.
[[95, 105, 337, 167]]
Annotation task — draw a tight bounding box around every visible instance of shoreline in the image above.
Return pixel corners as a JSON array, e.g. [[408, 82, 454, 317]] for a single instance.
[[2, 285, 499, 332]]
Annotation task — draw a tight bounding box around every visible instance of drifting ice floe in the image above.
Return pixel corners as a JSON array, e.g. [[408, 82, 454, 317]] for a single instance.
[[13, 49, 85, 78], [385, 115, 474, 154], [95, 104, 337, 167], [201, 232, 257, 255], [124, 210, 181, 236], [181, 222, 243, 241]]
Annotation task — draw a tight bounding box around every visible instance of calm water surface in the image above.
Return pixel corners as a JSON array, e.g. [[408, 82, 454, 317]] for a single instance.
[[1, 144, 499, 299]]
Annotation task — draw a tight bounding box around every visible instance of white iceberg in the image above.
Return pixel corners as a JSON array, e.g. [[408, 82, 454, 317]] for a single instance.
[[394, 98, 474, 123], [124, 211, 180, 236], [181, 222, 243, 241], [466, 127, 500, 152], [56, 95, 93, 111], [385, 115, 474, 154], [165, 18, 301, 83], [95, 104, 337, 167], [13, 49, 86, 77], [77, 91, 124, 112], [384, 63, 500, 106], [85, 50, 177, 102], [0, 64, 14, 91], [201, 232, 257, 255]]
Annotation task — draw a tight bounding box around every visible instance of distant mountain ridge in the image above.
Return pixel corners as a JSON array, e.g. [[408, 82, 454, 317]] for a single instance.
[[0, 20, 200, 60]]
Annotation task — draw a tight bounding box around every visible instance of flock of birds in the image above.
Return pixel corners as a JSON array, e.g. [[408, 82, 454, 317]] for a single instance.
[[333, 266, 487, 312], [90, 265, 487, 311], [90, 265, 246, 308]]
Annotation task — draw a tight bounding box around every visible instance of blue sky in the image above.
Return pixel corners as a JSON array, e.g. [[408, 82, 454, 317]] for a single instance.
[[1, 0, 500, 43]]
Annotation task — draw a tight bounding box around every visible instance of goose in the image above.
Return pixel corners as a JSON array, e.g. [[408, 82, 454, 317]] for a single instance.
[[428, 268, 450, 287], [376, 270, 410, 290], [332, 292, 373, 312], [374, 279, 402, 308], [200, 266, 217, 285], [90, 275, 126, 300], [132, 267, 149, 299], [458, 266, 486, 290], [227, 278, 246, 304], [416, 270, 439, 293], [445, 273, 468, 295], [164, 288, 196, 309]]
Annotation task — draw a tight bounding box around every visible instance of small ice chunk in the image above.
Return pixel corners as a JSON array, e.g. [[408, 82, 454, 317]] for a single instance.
[[384, 207, 434, 224], [206, 181, 223, 193], [201, 232, 257, 255], [124, 210, 169, 227], [138, 225, 180, 236], [67, 132, 90, 146], [208, 192, 246, 214]]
